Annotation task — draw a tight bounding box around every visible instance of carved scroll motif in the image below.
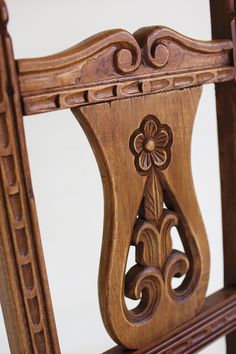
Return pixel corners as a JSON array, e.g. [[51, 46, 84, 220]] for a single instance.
[[125, 116, 190, 321], [73, 87, 210, 350], [19, 25, 233, 115]]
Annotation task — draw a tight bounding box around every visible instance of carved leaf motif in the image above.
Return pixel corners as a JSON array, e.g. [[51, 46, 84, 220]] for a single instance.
[[134, 173, 178, 269], [126, 115, 192, 323], [141, 170, 163, 222], [128, 168, 190, 321], [75, 88, 210, 349], [133, 222, 162, 267]]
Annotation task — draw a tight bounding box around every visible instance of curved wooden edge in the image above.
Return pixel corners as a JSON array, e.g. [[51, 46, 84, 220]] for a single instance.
[[133, 25, 233, 53], [16, 25, 234, 115], [74, 88, 210, 349], [18, 25, 232, 74], [17, 29, 140, 74], [104, 287, 236, 354]]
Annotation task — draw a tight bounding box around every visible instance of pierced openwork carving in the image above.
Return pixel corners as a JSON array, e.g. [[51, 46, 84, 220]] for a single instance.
[[1, 0, 236, 353], [125, 170, 190, 320], [124, 116, 192, 324], [73, 87, 210, 349]]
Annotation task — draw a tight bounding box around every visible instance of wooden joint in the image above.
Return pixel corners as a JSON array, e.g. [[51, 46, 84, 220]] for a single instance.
[[106, 288, 236, 354]]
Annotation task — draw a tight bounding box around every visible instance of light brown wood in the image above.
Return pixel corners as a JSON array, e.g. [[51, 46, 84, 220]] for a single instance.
[[0, 0, 236, 352], [0, 2, 60, 353], [17, 26, 233, 115], [106, 287, 236, 354], [210, 1, 236, 352], [20, 66, 233, 116], [72, 87, 210, 349]]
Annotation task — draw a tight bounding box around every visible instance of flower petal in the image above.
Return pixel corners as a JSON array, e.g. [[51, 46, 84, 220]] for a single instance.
[[133, 132, 144, 153], [144, 119, 158, 137], [154, 129, 170, 147], [139, 151, 152, 171], [151, 148, 168, 167]]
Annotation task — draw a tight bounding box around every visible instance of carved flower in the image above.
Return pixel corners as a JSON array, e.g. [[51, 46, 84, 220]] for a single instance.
[[130, 115, 172, 174]]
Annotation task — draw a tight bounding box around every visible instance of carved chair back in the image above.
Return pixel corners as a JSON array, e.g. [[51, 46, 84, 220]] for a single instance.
[[0, 1, 236, 353]]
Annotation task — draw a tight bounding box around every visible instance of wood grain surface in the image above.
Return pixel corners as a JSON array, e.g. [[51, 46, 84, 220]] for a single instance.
[[17, 26, 234, 115], [211, 0, 236, 352], [0, 2, 60, 353], [106, 288, 236, 354], [0, 0, 235, 352], [73, 87, 210, 349]]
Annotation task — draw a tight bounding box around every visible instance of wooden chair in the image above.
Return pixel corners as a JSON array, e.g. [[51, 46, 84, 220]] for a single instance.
[[0, 0, 236, 352]]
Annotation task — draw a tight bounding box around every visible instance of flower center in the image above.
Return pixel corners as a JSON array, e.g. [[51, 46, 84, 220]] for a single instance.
[[144, 138, 155, 152]]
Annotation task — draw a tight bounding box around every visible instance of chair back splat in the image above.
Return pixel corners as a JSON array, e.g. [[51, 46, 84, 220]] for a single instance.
[[0, 0, 236, 353]]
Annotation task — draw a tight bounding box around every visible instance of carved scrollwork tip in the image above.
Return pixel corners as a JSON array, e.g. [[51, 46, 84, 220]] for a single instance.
[[134, 25, 232, 69], [113, 31, 141, 74]]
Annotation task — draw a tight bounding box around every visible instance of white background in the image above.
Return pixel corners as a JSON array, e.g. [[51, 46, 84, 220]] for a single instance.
[[0, 0, 226, 353]]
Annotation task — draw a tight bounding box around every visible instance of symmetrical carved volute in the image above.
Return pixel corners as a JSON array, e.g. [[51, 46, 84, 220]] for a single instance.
[[2, 0, 236, 352], [73, 86, 210, 349]]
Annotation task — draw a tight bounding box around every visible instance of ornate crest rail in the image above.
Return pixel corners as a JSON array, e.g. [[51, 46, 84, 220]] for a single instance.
[[17, 26, 234, 115], [0, 0, 236, 353]]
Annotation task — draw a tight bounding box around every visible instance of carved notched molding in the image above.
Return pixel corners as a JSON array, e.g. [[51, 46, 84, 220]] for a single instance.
[[18, 25, 233, 114], [0, 2, 60, 353]]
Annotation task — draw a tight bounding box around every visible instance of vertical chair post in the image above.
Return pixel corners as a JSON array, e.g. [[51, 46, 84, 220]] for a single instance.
[[0, 2, 60, 353], [210, 1, 236, 353], [1, 0, 236, 352]]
